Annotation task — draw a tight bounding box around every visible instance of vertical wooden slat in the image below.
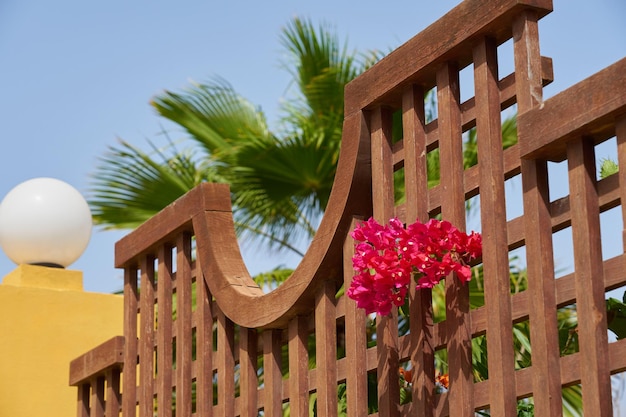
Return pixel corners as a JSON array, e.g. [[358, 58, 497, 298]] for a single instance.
[[437, 60, 474, 417], [156, 245, 173, 417], [288, 316, 309, 417], [371, 105, 400, 417], [521, 158, 563, 414], [616, 117, 626, 253], [403, 84, 429, 222], [123, 266, 138, 417], [514, 10, 563, 417], [139, 256, 155, 417], [403, 84, 435, 416], [195, 264, 214, 416], [91, 376, 105, 417], [176, 233, 193, 417], [106, 368, 121, 417], [371, 106, 396, 220], [77, 383, 90, 417], [315, 280, 338, 417], [240, 327, 259, 417], [512, 10, 544, 112], [217, 310, 235, 417], [344, 217, 368, 417], [567, 138, 613, 416], [436, 63, 465, 235], [262, 329, 283, 417], [474, 36, 517, 416]]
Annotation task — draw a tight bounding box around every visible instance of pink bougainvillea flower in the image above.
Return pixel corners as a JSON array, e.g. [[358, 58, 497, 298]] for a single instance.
[[348, 217, 482, 315]]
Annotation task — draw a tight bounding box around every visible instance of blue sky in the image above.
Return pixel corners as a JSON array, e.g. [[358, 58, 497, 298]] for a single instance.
[[0, 0, 624, 293]]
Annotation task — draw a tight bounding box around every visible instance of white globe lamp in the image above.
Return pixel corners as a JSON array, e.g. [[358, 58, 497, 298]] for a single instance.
[[0, 178, 92, 268]]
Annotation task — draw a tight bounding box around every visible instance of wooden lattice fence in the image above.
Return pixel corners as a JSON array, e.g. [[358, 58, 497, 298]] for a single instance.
[[70, 0, 626, 415]]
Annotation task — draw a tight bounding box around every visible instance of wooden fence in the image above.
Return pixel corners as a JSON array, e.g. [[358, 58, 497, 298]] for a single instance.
[[70, 0, 626, 415]]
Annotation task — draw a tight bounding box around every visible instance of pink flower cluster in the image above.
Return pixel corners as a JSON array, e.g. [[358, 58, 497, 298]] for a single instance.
[[347, 217, 482, 316]]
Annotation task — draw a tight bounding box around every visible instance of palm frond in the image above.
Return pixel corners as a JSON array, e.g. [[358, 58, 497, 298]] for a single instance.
[[89, 16, 378, 258], [463, 114, 518, 170], [152, 76, 274, 160], [280, 18, 353, 111], [599, 157, 619, 179], [89, 139, 214, 229], [279, 17, 377, 132], [253, 267, 294, 292]]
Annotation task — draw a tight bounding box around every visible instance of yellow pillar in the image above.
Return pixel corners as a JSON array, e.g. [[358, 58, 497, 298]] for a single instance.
[[0, 265, 123, 417]]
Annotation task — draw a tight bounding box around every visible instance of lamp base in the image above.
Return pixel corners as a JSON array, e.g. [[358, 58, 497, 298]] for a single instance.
[[1, 264, 83, 291]]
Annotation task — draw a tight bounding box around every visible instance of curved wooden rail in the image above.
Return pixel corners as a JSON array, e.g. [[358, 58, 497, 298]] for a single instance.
[[114, 110, 372, 329], [193, 111, 372, 328], [112, 0, 557, 333]]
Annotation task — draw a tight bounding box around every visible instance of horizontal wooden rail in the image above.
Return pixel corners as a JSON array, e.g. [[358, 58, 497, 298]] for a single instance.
[[344, 0, 552, 115], [70, 336, 124, 417], [114, 183, 232, 268], [391, 55, 554, 170], [519, 57, 626, 161], [69, 336, 124, 386]]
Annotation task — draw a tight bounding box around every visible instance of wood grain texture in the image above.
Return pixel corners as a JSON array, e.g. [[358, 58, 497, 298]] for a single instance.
[[370, 105, 399, 417], [438, 60, 474, 417], [122, 267, 138, 417], [91, 376, 105, 417], [514, 9, 564, 417], [69, 336, 125, 386], [512, 10, 544, 113], [217, 310, 235, 417], [288, 316, 309, 417], [193, 110, 372, 329], [519, 159, 563, 416], [315, 280, 338, 417], [345, 0, 552, 115], [262, 329, 283, 417], [105, 369, 121, 417], [567, 138, 613, 416], [138, 256, 155, 417], [239, 328, 259, 417], [115, 182, 232, 268], [76, 384, 89, 417], [195, 269, 214, 416], [156, 245, 173, 417], [175, 234, 194, 417], [343, 218, 368, 417], [617, 117, 626, 253], [519, 57, 626, 161], [401, 84, 436, 416], [474, 36, 517, 416]]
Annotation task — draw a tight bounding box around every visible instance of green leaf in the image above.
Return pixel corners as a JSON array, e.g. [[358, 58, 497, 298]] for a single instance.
[[599, 158, 618, 179], [607, 294, 626, 340], [89, 139, 213, 229]]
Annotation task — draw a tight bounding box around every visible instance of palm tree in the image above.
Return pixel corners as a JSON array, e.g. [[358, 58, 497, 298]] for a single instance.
[[89, 18, 380, 258]]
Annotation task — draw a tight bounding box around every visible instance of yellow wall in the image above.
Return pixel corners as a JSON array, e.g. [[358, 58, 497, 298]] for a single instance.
[[0, 265, 123, 417]]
